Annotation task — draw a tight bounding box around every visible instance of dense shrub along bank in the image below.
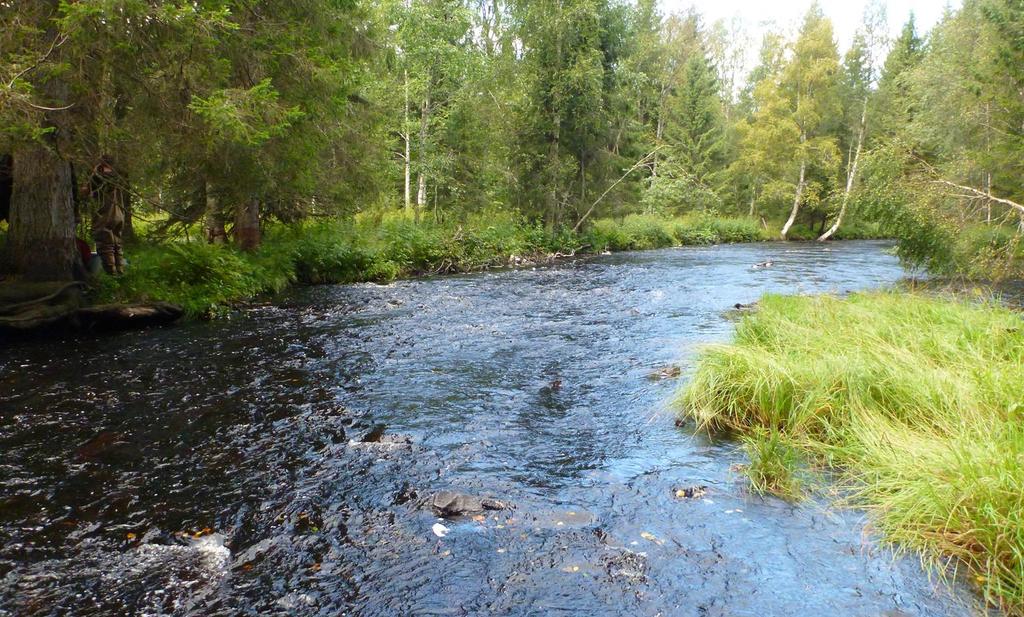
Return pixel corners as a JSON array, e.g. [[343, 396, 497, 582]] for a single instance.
[[96, 213, 793, 318], [679, 292, 1024, 614]]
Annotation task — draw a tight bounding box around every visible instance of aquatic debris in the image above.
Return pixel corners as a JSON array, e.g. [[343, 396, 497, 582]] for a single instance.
[[674, 485, 708, 500], [751, 260, 774, 269], [423, 491, 510, 518], [639, 531, 664, 546], [432, 523, 450, 538]]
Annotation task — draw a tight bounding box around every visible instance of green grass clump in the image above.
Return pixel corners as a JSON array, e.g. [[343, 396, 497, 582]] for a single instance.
[[679, 292, 1024, 614], [583, 213, 765, 251], [742, 427, 807, 499]]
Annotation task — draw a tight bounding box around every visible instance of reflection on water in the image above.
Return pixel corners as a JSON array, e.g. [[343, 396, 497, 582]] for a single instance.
[[0, 241, 979, 615]]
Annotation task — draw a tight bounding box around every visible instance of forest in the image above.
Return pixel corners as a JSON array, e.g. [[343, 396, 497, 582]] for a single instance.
[[0, 0, 1020, 297]]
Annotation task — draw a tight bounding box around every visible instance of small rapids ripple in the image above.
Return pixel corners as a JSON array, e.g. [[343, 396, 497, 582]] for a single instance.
[[0, 241, 980, 616]]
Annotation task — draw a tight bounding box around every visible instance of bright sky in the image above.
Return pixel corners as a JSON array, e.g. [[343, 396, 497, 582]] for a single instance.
[[661, 0, 959, 72]]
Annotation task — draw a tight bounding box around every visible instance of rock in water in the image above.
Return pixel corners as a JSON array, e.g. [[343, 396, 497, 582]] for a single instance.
[[360, 424, 388, 443], [673, 485, 708, 500], [424, 491, 509, 518]]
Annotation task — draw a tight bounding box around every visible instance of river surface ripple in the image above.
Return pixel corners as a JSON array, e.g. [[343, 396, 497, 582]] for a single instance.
[[0, 241, 979, 616]]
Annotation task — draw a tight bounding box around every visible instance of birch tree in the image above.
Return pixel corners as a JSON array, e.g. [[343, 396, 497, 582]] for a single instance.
[[819, 4, 886, 240], [779, 5, 842, 240]]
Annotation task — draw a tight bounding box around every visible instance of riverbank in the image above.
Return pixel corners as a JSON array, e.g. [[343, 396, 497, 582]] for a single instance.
[[93, 212, 857, 318], [678, 292, 1024, 614]]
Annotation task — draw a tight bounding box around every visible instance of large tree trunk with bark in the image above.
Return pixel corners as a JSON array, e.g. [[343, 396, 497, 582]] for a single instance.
[[1, 145, 77, 281], [234, 198, 261, 252], [0, 0, 77, 282]]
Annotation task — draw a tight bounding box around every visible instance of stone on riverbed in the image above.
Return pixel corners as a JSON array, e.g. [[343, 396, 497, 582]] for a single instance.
[[349, 424, 413, 451], [423, 491, 510, 518], [673, 485, 708, 500]]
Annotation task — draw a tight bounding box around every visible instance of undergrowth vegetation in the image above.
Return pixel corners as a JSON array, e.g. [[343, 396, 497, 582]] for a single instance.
[[679, 292, 1024, 614], [96, 212, 775, 317]]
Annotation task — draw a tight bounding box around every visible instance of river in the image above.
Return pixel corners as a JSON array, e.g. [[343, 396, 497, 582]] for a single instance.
[[0, 241, 978, 616]]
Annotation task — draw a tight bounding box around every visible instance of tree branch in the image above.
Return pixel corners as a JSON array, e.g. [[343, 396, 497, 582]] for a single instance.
[[572, 146, 663, 233], [931, 179, 1024, 215]]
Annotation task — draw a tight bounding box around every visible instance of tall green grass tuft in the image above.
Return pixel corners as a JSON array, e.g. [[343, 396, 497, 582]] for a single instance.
[[679, 292, 1024, 614]]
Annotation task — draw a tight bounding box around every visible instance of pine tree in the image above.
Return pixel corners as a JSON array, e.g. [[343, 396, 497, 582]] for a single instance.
[[872, 16, 923, 143]]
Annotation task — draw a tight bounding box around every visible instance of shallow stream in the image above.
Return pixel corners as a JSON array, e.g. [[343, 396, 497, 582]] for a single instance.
[[0, 241, 978, 616]]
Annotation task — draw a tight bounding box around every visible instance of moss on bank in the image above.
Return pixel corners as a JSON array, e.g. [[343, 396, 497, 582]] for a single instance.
[[679, 292, 1024, 614], [96, 213, 772, 317]]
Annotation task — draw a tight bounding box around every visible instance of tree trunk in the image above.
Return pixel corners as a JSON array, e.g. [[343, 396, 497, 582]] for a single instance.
[[122, 175, 135, 243], [820, 100, 867, 241], [546, 124, 560, 228], [416, 92, 430, 223], [780, 154, 806, 241], [1, 146, 77, 281], [579, 158, 586, 202], [986, 172, 992, 224], [0, 154, 12, 224], [546, 27, 563, 230], [204, 182, 227, 244], [0, 0, 76, 282], [403, 70, 411, 214], [234, 198, 260, 252], [652, 114, 664, 178]]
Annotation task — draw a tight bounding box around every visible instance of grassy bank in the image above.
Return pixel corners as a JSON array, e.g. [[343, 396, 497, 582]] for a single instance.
[[678, 292, 1024, 614], [96, 212, 768, 317]]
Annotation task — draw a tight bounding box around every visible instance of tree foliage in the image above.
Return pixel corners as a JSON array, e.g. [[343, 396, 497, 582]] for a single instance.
[[0, 0, 1021, 280]]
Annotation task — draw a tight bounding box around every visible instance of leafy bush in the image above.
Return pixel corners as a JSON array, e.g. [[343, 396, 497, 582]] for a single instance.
[[620, 214, 676, 249]]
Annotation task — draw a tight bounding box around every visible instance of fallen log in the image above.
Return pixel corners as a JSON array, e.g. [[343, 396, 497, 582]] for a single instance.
[[76, 302, 183, 332], [0, 282, 182, 334]]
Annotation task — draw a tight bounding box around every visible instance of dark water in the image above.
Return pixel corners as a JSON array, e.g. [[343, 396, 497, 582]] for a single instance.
[[0, 241, 979, 616]]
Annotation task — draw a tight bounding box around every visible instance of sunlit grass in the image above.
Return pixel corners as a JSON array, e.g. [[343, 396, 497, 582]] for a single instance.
[[678, 292, 1024, 614]]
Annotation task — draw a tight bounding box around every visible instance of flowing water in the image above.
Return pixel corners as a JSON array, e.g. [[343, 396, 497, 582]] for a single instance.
[[0, 241, 980, 616]]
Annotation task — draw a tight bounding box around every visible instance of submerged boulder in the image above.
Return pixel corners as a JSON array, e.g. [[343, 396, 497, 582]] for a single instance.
[[423, 491, 509, 518]]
